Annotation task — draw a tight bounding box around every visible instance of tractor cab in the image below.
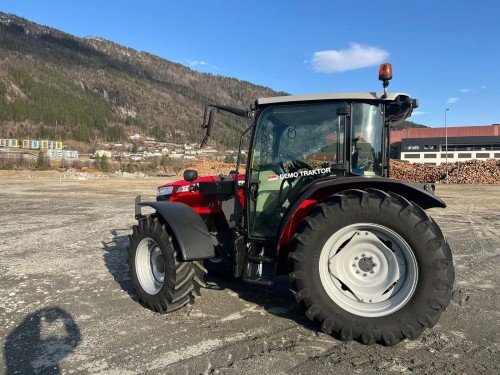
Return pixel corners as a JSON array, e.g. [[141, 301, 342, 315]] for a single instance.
[[247, 95, 411, 240]]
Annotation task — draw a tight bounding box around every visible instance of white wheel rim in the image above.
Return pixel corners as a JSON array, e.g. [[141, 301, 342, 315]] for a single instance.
[[319, 223, 418, 317], [136, 237, 165, 295]]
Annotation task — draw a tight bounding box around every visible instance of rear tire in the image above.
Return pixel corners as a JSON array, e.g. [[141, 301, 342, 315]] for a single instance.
[[128, 215, 206, 313], [289, 189, 454, 346]]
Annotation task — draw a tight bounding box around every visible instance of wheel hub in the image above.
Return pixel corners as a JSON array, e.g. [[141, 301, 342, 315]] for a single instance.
[[150, 246, 165, 284], [358, 256, 375, 272]]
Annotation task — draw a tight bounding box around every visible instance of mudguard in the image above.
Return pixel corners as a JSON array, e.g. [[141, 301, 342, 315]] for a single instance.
[[279, 177, 446, 242], [303, 177, 444, 209], [135, 197, 215, 261]]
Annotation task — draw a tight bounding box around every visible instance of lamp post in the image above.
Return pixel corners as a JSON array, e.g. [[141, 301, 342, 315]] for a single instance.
[[445, 108, 450, 183]]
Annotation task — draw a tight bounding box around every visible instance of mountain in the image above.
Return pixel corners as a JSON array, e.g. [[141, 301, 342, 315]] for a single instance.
[[0, 13, 425, 150]]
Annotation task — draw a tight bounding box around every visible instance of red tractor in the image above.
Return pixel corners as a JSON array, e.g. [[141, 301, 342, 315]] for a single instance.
[[129, 64, 454, 346]]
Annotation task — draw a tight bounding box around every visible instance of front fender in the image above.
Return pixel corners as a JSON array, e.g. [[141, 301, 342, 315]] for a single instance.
[[135, 197, 215, 261]]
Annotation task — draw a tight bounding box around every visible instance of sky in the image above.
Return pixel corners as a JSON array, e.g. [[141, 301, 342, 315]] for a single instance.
[[1, 0, 499, 128]]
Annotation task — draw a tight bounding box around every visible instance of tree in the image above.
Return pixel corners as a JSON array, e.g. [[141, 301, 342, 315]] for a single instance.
[[224, 154, 235, 163], [35, 151, 47, 170], [99, 155, 110, 172]]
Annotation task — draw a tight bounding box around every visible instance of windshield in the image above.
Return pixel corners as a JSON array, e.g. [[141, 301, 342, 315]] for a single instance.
[[254, 103, 346, 164], [247, 101, 384, 240]]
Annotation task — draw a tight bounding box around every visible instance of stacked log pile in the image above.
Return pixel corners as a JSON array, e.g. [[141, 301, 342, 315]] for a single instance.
[[391, 159, 500, 184], [446, 159, 500, 184], [185, 161, 245, 176]]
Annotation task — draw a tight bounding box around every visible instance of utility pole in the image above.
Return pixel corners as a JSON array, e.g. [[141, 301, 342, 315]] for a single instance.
[[445, 108, 450, 183]]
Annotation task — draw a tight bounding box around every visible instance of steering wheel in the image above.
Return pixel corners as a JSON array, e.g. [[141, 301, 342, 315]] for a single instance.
[[291, 159, 314, 171]]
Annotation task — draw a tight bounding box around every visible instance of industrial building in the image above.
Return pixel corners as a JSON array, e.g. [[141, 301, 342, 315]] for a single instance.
[[390, 124, 500, 165]]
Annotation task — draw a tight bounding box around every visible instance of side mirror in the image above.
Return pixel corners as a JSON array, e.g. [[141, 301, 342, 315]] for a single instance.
[[200, 108, 215, 148], [183, 169, 198, 182]]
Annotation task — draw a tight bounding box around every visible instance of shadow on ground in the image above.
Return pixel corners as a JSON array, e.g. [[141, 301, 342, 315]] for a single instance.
[[103, 228, 324, 338], [4, 307, 81, 375], [204, 273, 322, 335], [102, 228, 136, 299]]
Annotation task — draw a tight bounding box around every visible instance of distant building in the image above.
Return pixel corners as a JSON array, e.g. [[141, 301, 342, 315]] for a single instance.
[[47, 150, 79, 159], [391, 124, 500, 165], [129, 154, 143, 161], [95, 150, 113, 158], [21, 139, 63, 150]]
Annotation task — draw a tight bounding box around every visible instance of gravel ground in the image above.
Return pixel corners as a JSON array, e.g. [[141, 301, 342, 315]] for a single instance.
[[0, 174, 498, 374]]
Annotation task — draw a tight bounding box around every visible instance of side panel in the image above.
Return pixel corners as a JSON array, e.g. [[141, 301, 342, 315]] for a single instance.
[[138, 200, 215, 261], [278, 177, 446, 247], [167, 185, 245, 215]]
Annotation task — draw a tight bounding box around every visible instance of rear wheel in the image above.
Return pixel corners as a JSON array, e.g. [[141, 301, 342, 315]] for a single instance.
[[128, 215, 206, 313], [289, 189, 454, 345]]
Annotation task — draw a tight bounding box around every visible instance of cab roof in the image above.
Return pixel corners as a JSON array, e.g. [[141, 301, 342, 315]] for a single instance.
[[256, 92, 411, 106]]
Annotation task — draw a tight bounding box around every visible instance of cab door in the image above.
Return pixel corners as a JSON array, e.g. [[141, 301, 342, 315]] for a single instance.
[[246, 103, 346, 241]]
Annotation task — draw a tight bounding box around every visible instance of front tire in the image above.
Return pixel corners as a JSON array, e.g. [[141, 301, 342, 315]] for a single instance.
[[289, 189, 454, 346], [128, 215, 206, 313]]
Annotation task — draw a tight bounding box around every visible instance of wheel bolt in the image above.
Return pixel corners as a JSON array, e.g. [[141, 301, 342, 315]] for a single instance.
[[370, 270, 375, 274], [356, 270, 360, 274], [363, 273, 367, 277], [355, 257, 359, 260], [352, 264, 356, 267], [369, 299, 373, 303], [373, 263, 377, 267]]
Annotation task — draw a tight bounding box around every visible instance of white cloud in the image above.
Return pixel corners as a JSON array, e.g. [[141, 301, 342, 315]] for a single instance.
[[186, 59, 219, 70], [187, 60, 207, 67], [411, 111, 426, 116], [447, 97, 459, 104], [460, 86, 487, 93], [311, 43, 389, 73]]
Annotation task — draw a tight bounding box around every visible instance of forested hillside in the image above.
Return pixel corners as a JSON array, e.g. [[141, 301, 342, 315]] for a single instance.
[[0, 13, 425, 149]]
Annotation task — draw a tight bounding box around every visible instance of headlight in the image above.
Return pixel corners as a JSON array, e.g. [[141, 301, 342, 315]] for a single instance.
[[157, 186, 173, 196], [176, 186, 190, 193]]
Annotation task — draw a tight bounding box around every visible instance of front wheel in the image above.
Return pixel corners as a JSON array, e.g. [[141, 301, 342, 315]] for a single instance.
[[128, 215, 206, 313], [289, 189, 454, 346]]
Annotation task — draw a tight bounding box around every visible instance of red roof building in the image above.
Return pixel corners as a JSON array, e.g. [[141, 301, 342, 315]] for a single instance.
[[391, 124, 500, 143], [390, 124, 500, 165]]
